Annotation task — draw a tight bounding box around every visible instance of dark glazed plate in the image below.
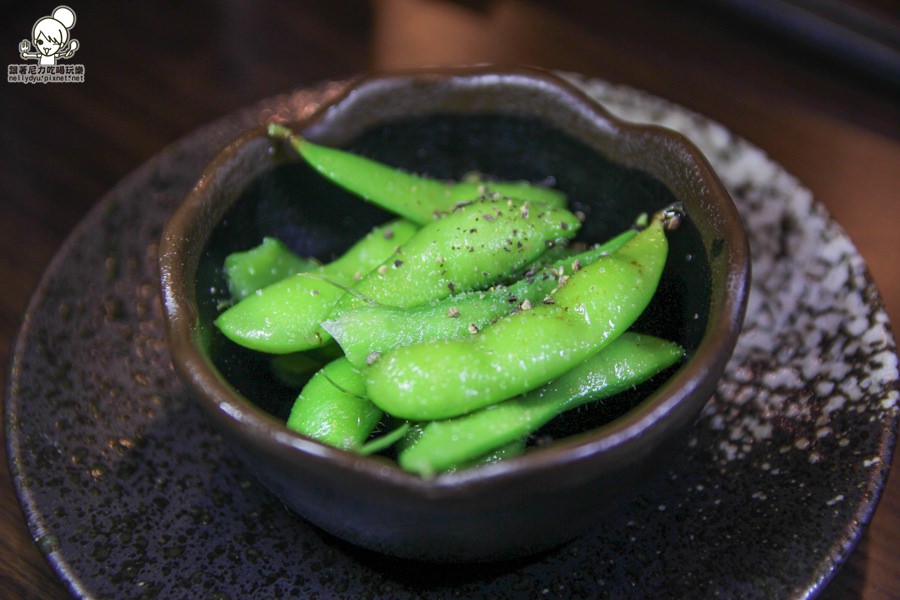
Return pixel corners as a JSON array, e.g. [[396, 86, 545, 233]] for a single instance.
[[5, 73, 898, 598]]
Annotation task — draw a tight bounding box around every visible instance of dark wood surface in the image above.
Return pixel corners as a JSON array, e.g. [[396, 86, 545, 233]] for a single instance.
[[1, 1, 897, 598]]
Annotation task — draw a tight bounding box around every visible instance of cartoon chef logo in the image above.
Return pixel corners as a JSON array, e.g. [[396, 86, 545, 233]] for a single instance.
[[19, 6, 79, 65]]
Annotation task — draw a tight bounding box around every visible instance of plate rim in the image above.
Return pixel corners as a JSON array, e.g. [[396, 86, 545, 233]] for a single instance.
[[5, 73, 898, 600]]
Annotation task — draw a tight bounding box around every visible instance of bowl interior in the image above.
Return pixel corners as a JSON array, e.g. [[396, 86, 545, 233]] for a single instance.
[[197, 110, 710, 438]]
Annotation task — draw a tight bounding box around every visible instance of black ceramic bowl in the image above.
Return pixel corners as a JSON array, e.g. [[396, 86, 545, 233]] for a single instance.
[[159, 66, 749, 562]]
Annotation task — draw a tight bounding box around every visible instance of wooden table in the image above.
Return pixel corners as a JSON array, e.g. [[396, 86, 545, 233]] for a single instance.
[[2, 2, 897, 598]]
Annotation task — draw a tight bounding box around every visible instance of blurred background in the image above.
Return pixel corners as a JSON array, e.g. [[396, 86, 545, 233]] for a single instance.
[[1, 0, 898, 311], [1, 1, 898, 598]]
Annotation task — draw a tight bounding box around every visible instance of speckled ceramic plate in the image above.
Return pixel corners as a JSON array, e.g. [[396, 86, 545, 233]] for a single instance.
[[6, 74, 898, 599]]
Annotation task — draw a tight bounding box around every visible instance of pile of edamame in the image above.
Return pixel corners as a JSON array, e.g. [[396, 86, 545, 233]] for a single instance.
[[214, 123, 684, 477]]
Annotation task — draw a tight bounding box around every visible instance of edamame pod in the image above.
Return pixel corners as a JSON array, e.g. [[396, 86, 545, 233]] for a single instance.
[[334, 197, 581, 313], [325, 225, 639, 367], [365, 219, 669, 420], [215, 219, 418, 353], [215, 273, 346, 353], [224, 237, 320, 301], [416, 438, 527, 474], [268, 123, 567, 224], [398, 332, 684, 476], [286, 357, 382, 451], [323, 219, 420, 281]]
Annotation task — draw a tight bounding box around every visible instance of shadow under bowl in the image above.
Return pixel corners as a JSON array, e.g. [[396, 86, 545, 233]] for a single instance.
[[159, 66, 749, 562]]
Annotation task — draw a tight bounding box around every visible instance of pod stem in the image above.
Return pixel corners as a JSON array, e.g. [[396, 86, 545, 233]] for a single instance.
[[267, 122, 296, 143], [652, 202, 686, 231]]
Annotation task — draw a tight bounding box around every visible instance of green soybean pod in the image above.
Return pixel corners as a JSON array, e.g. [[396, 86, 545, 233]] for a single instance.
[[326, 289, 512, 368], [396, 437, 528, 475], [215, 219, 418, 354], [334, 197, 581, 314], [286, 357, 382, 451], [215, 273, 346, 353], [365, 220, 669, 420], [398, 332, 684, 476], [323, 218, 420, 281], [360, 421, 526, 466], [268, 123, 567, 224], [465, 438, 528, 468], [224, 237, 320, 301], [325, 225, 640, 368]]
